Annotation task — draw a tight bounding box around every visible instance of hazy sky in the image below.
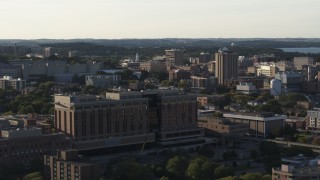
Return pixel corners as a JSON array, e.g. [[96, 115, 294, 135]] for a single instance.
[[0, 0, 319, 39]]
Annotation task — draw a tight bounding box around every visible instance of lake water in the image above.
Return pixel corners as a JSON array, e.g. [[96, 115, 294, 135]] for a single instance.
[[280, 47, 320, 54]]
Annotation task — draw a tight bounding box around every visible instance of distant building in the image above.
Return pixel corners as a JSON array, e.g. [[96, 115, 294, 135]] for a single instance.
[[293, 57, 314, 70], [247, 66, 257, 76], [128, 81, 145, 91], [44, 149, 104, 180], [285, 116, 305, 129], [215, 48, 238, 85], [0, 62, 21, 78], [257, 64, 279, 77], [165, 49, 184, 66], [43, 47, 55, 58], [238, 56, 253, 68], [270, 79, 282, 96], [169, 69, 191, 81], [302, 82, 320, 93], [307, 108, 320, 130], [198, 117, 249, 137], [68, 51, 81, 58], [236, 82, 257, 95], [275, 71, 303, 93], [197, 94, 225, 107], [1, 127, 42, 139], [223, 112, 286, 138], [21, 60, 102, 81], [0, 76, 26, 90], [276, 61, 294, 72], [225, 76, 266, 90], [140, 60, 167, 72], [85, 75, 121, 88], [0, 130, 69, 168], [207, 61, 215, 74], [272, 154, 320, 180], [191, 75, 217, 90], [199, 52, 211, 64]]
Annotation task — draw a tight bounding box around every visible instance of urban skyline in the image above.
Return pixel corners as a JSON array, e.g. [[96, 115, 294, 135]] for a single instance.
[[1, 0, 320, 39]]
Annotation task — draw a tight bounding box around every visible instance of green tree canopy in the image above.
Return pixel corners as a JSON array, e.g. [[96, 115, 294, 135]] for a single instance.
[[214, 165, 234, 179], [111, 160, 153, 180], [166, 156, 188, 178], [186, 157, 213, 180]]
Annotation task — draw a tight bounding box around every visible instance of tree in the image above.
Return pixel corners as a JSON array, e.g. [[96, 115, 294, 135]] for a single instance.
[[297, 136, 307, 143], [186, 157, 213, 180], [239, 173, 263, 180], [111, 160, 153, 180], [212, 112, 223, 118], [166, 156, 188, 178], [214, 165, 234, 179], [23, 172, 43, 180], [161, 80, 171, 87], [217, 85, 230, 94], [219, 176, 238, 180], [160, 176, 170, 180], [271, 127, 283, 138]]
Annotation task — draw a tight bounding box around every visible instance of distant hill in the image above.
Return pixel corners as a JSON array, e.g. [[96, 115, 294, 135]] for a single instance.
[[1, 38, 320, 48]]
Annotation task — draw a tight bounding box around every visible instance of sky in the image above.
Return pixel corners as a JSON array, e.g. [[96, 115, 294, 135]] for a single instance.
[[0, 0, 319, 39]]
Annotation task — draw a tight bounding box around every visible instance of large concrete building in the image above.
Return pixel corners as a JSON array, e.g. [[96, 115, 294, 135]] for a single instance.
[[54, 89, 202, 150], [21, 60, 102, 81], [54, 93, 153, 150], [215, 48, 238, 85], [165, 49, 184, 66], [223, 112, 286, 138]]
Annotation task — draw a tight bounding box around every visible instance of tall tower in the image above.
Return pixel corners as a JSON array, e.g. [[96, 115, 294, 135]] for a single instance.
[[165, 49, 183, 66], [135, 53, 140, 62], [215, 48, 238, 85]]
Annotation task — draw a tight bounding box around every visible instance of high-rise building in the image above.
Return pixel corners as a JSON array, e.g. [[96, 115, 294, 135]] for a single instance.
[[0, 76, 26, 90], [215, 48, 238, 85], [43, 47, 55, 58], [165, 49, 183, 66], [199, 52, 211, 64]]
